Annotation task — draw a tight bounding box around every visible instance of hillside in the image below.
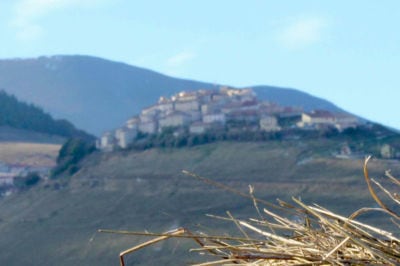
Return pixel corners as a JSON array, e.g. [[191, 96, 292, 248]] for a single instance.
[[0, 140, 399, 265], [0, 55, 344, 135], [0, 90, 92, 141], [0, 91, 93, 194]]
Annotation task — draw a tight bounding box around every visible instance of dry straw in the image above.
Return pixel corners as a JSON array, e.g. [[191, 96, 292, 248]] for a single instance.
[[100, 156, 400, 265]]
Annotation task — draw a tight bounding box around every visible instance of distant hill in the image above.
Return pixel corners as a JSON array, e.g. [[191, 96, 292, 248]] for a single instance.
[[0, 55, 344, 135], [0, 90, 93, 141], [252, 85, 345, 112]]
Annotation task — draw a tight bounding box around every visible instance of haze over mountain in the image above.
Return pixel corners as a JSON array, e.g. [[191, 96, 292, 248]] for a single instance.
[[0, 55, 344, 135]]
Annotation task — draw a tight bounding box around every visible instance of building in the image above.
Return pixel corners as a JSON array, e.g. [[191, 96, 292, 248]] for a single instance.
[[203, 112, 226, 124], [100, 131, 115, 151], [138, 121, 158, 134], [115, 127, 137, 148], [189, 122, 210, 134], [141, 104, 160, 116], [187, 110, 202, 122], [227, 110, 259, 123], [126, 116, 140, 129], [157, 97, 174, 112], [0, 174, 14, 186], [334, 113, 359, 131], [221, 100, 259, 114], [297, 110, 336, 128], [297, 110, 359, 131], [201, 103, 221, 115], [158, 111, 191, 129], [174, 91, 198, 102], [139, 112, 157, 123], [260, 115, 280, 131], [98, 87, 363, 151], [174, 100, 200, 112]]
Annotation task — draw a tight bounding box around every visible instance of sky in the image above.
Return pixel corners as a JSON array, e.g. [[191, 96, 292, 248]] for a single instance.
[[0, 0, 399, 129]]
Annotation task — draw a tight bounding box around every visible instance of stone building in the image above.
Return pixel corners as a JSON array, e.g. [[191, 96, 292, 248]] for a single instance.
[[138, 121, 157, 134], [203, 112, 226, 124], [126, 116, 140, 129], [158, 111, 191, 129], [174, 100, 200, 112], [297, 110, 336, 128], [115, 127, 137, 149], [259, 115, 280, 131], [334, 114, 359, 131], [157, 97, 174, 113], [100, 131, 115, 151]]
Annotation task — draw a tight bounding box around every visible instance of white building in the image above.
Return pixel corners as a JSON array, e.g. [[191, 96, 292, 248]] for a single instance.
[[297, 110, 336, 128], [0, 174, 14, 186], [203, 113, 226, 124], [126, 116, 140, 129], [221, 100, 259, 114], [100, 131, 115, 151], [115, 127, 137, 148], [139, 113, 157, 123], [174, 100, 200, 112], [260, 115, 280, 131], [141, 104, 160, 116], [201, 103, 221, 115], [157, 97, 174, 113], [334, 114, 359, 131], [138, 121, 158, 134], [174, 91, 198, 102], [187, 110, 202, 122], [159, 111, 191, 129]]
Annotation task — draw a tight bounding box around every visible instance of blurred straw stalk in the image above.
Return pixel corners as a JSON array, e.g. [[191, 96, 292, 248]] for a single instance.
[[101, 156, 400, 265]]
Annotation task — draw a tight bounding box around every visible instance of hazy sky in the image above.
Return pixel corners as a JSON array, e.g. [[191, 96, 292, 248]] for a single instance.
[[0, 1, 399, 128]]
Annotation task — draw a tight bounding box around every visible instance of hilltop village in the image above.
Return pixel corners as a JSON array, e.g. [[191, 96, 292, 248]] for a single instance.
[[98, 87, 360, 151]]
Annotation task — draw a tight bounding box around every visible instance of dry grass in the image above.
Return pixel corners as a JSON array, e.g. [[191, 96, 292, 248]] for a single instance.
[[101, 156, 400, 265], [0, 142, 61, 166]]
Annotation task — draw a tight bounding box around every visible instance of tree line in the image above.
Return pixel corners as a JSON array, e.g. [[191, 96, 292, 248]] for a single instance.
[[0, 90, 93, 140]]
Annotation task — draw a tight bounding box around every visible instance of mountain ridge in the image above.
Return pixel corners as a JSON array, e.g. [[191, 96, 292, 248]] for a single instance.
[[0, 55, 345, 135], [251, 85, 345, 112]]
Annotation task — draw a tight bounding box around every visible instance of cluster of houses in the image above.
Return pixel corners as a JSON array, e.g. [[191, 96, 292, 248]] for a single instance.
[[98, 87, 360, 151], [0, 161, 51, 196]]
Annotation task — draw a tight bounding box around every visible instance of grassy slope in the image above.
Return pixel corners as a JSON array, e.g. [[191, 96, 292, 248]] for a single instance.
[[0, 141, 398, 265]]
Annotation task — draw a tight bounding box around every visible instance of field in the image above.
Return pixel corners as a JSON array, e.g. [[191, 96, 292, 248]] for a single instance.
[[0, 126, 64, 167], [0, 142, 61, 166], [0, 140, 398, 265]]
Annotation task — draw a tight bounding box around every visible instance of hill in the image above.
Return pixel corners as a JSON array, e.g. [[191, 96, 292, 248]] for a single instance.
[[0, 140, 399, 265], [0, 90, 92, 141], [0, 91, 93, 193], [0, 55, 344, 135]]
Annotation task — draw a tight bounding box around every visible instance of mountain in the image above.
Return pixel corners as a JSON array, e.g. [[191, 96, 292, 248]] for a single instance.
[[0, 55, 344, 135], [0, 90, 93, 141], [252, 85, 345, 112]]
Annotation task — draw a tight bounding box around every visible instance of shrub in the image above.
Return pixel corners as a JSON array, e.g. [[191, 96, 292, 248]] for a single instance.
[[13, 172, 40, 189], [51, 138, 95, 178]]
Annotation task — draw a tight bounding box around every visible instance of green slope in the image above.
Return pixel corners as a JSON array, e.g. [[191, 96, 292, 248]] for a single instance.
[[0, 141, 398, 265]]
